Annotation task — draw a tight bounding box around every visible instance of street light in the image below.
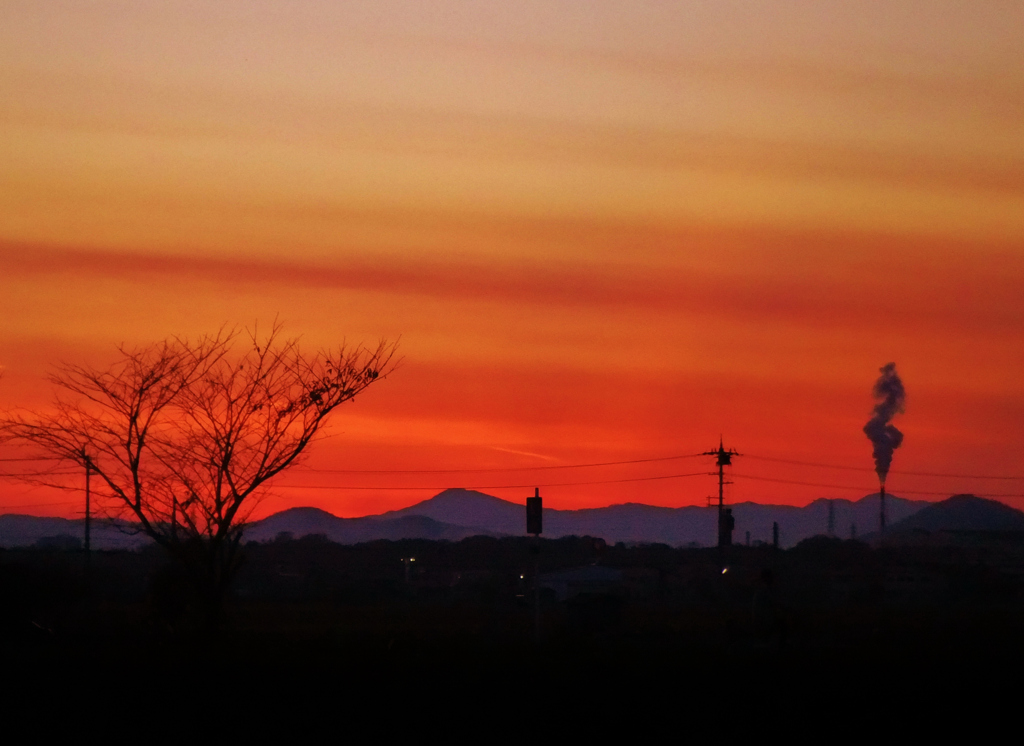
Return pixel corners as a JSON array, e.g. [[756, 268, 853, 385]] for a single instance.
[[401, 556, 416, 584]]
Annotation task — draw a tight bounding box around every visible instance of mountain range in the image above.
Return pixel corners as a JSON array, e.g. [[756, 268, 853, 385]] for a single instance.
[[884, 493, 1024, 534], [0, 514, 150, 551], [0, 488, 954, 549]]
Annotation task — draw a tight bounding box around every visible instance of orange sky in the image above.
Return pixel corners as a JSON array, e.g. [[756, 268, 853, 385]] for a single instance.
[[2, 2, 1023, 518]]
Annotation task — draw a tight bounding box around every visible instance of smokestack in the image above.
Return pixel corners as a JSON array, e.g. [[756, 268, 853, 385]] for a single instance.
[[880, 484, 886, 536], [864, 363, 905, 535]]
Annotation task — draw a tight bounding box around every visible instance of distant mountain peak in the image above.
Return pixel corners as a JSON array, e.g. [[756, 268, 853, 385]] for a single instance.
[[268, 506, 341, 519], [429, 488, 517, 503], [887, 493, 1024, 533]]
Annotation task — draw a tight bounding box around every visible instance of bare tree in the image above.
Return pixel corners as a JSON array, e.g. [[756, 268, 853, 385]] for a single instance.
[[2, 325, 397, 624]]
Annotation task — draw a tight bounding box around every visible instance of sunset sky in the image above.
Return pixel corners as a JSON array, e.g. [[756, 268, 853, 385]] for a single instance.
[[2, 2, 1023, 519]]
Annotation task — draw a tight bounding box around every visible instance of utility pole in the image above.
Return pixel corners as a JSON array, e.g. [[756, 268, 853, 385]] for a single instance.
[[703, 437, 740, 547], [526, 488, 543, 643], [83, 454, 92, 588]]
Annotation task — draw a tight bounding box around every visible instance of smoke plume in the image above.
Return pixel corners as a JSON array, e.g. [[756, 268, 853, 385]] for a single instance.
[[863, 362, 905, 484]]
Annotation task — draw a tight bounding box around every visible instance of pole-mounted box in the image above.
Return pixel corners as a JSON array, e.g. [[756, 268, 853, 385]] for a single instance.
[[526, 488, 542, 535]]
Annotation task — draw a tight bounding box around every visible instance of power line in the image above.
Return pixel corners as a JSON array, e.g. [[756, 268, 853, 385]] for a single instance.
[[3, 446, 1021, 480], [0, 468, 83, 476], [0, 468, 83, 478], [731, 472, 886, 492], [744, 455, 875, 473], [730, 472, 1024, 498], [296, 451, 1024, 480], [0, 456, 63, 462], [0, 470, 79, 476], [0, 499, 81, 509], [745, 454, 1024, 480], [3, 445, 1023, 510], [273, 471, 713, 491], [891, 469, 1024, 480], [295, 453, 705, 474]]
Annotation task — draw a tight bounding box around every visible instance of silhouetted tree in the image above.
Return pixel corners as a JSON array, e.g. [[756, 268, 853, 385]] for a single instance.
[[1, 324, 396, 625]]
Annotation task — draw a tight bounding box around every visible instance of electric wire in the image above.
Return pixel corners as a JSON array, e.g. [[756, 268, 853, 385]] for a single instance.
[[0, 456, 62, 462], [273, 471, 713, 491], [0, 499, 82, 509], [6, 446, 1024, 515], [4, 446, 1022, 480], [745, 454, 1024, 480], [730, 472, 874, 492], [0, 471, 86, 479], [730, 472, 1024, 498], [295, 453, 705, 474]]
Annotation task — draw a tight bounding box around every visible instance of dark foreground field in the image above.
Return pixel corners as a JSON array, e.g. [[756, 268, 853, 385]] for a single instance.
[[3, 533, 1023, 715]]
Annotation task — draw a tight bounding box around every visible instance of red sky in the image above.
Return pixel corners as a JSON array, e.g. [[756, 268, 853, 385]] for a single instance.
[[2, 2, 1023, 518]]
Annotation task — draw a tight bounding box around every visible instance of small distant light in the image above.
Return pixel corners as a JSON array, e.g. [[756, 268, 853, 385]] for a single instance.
[[721, 568, 728, 574], [410, 557, 416, 562], [519, 574, 524, 579]]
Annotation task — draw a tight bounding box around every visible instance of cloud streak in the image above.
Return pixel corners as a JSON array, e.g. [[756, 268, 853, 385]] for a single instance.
[[5, 68, 1022, 196], [4, 240, 1023, 336]]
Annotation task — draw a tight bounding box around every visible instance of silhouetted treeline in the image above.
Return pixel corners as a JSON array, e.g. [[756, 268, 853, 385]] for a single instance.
[[6, 532, 1024, 616], [2, 536, 1024, 720], [5, 531, 1024, 696]]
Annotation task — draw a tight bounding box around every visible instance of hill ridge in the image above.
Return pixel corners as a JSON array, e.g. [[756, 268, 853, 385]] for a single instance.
[[9, 490, 1014, 549]]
